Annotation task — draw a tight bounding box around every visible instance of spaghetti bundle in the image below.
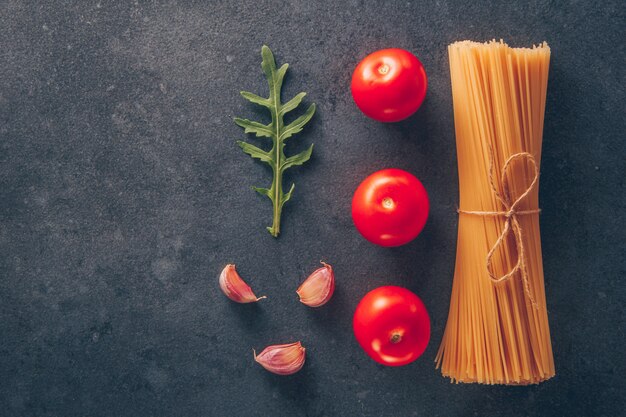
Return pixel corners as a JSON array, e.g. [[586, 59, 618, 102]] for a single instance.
[[436, 40, 554, 384]]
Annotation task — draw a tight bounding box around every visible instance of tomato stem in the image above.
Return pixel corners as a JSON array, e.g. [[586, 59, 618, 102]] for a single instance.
[[390, 332, 402, 344]]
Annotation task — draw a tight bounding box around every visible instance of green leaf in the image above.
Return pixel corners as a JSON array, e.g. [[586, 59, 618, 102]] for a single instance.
[[281, 144, 313, 172], [234, 118, 273, 138], [237, 141, 272, 163], [261, 45, 277, 84], [280, 92, 306, 115], [235, 46, 316, 237], [275, 64, 288, 88], [253, 186, 271, 197], [282, 183, 296, 207], [240, 91, 270, 108], [281, 103, 316, 140]]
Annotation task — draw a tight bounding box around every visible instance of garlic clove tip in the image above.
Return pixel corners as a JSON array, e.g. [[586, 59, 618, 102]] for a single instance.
[[219, 264, 266, 303], [296, 261, 335, 308]]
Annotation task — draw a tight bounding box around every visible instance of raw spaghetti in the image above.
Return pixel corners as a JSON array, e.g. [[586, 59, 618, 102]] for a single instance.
[[435, 40, 555, 385]]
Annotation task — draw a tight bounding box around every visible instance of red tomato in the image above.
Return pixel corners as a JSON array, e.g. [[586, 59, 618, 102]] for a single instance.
[[351, 48, 427, 122], [353, 286, 430, 366], [352, 168, 429, 247]]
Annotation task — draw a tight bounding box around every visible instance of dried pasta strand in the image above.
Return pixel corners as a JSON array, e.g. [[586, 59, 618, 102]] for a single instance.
[[436, 40, 555, 385]]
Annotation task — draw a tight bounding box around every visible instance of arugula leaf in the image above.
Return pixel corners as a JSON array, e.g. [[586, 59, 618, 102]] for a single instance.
[[235, 45, 316, 237]]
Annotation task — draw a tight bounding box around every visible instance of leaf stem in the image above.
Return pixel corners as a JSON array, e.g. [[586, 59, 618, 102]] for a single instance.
[[271, 59, 282, 237], [270, 169, 282, 237]]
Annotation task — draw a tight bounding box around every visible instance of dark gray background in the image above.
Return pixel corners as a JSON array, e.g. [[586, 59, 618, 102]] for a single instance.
[[1, 1, 624, 416]]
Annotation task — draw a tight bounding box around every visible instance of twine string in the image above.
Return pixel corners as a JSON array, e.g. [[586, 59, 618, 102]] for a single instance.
[[457, 147, 540, 309]]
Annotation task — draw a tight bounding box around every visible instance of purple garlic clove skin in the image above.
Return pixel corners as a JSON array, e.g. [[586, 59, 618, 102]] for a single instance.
[[296, 262, 335, 307], [254, 342, 306, 375], [219, 264, 266, 303]]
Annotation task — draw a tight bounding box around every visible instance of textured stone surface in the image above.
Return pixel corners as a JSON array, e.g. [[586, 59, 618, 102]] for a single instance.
[[0, 1, 624, 416]]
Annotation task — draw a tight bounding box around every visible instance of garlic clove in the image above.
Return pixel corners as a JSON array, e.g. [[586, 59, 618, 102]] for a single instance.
[[219, 264, 266, 303], [296, 261, 335, 307], [253, 342, 306, 375]]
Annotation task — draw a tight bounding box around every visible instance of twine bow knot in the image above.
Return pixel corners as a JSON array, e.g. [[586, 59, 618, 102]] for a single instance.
[[458, 149, 541, 309]]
